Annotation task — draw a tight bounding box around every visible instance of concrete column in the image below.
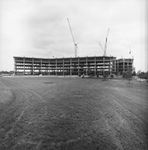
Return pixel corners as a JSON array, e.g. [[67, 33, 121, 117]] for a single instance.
[[109, 57, 111, 75], [78, 57, 80, 76], [31, 58, 33, 75], [114, 59, 116, 74], [86, 57, 88, 75], [95, 57, 97, 76], [123, 59, 125, 73], [40, 59, 42, 75], [63, 58, 64, 76], [23, 57, 25, 75], [31, 58, 32, 75], [103, 56, 105, 75], [70, 58, 72, 76], [56, 58, 57, 76], [48, 59, 50, 75]]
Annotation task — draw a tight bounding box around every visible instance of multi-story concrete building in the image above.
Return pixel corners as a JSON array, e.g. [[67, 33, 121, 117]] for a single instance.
[[116, 58, 134, 75], [13, 56, 133, 76]]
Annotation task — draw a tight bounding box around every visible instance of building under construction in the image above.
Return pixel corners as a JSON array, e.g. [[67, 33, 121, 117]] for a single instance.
[[14, 19, 134, 76], [14, 56, 133, 76]]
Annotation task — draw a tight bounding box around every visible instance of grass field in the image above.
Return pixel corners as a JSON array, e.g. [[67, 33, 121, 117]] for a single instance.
[[0, 76, 147, 150]]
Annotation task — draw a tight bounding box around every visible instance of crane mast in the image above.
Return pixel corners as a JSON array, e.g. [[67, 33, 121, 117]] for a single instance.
[[67, 18, 78, 57], [104, 28, 110, 56], [98, 28, 110, 76], [98, 28, 110, 56]]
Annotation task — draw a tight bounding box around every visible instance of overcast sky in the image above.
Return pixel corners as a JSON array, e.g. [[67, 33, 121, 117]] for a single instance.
[[0, 0, 147, 72]]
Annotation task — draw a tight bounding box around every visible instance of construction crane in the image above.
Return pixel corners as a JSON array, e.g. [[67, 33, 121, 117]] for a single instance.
[[67, 18, 78, 57], [98, 28, 110, 77], [104, 28, 110, 56], [98, 28, 110, 56], [98, 42, 104, 53]]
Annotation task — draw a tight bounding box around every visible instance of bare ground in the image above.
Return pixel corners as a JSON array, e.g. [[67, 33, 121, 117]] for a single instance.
[[0, 76, 147, 150]]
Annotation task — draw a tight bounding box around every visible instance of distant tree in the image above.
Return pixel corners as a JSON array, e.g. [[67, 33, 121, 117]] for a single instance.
[[132, 71, 136, 76], [139, 71, 148, 79], [138, 71, 148, 83], [124, 70, 132, 83]]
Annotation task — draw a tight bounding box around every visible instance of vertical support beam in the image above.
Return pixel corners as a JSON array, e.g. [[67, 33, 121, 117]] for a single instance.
[[109, 57, 111, 75], [32, 58, 34, 75], [114, 58, 116, 74], [115, 58, 116, 74], [23, 57, 25, 75], [70, 58, 72, 76], [41, 58, 42, 75], [123, 58, 125, 73], [103, 56, 105, 75], [95, 57, 97, 76], [63, 58, 64, 76], [48, 59, 50, 75], [56, 58, 57, 76], [78, 57, 80, 76], [86, 57, 88, 75]]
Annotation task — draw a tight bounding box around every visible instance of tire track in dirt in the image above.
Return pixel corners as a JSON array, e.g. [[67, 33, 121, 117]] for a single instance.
[[111, 94, 147, 140], [0, 78, 49, 149], [102, 80, 148, 125], [90, 81, 148, 150], [4, 78, 48, 115], [1, 78, 66, 149], [99, 89, 148, 149], [0, 80, 33, 139]]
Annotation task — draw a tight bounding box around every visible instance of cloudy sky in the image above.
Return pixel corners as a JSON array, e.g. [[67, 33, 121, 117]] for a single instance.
[[0, 0, 147, 72]]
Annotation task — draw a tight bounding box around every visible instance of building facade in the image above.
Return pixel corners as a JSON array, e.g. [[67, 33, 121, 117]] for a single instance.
[[13, 56, 133, 76], [116, 58, 133, 75]]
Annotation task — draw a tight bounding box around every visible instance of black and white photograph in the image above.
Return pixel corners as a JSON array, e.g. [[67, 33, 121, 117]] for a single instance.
[[0, 0, 147, 149]]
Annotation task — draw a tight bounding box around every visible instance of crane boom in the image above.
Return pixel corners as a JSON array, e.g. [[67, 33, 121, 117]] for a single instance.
[[67, 18, 78, 57], [67, 18, 75, 44], [98, 42, 104, 51]]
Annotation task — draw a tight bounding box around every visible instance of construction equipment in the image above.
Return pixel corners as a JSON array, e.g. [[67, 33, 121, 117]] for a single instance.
[[104, 28, 110, 56], [67, 18, 78, 57], [98, 28, 110, 77], [98, 42, 104, 53], [98, 28, 110, 56]]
